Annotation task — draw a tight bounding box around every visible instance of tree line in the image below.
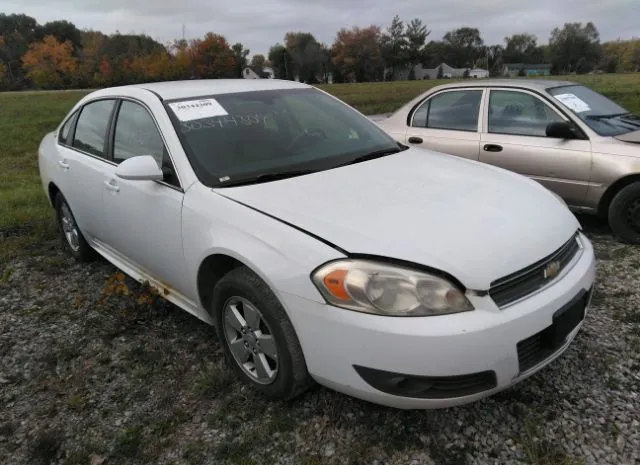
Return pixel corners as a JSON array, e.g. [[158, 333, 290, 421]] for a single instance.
[[1, 12, 639, 90]]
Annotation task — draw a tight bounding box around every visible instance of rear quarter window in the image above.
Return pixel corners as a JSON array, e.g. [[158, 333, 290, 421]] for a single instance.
[[58, 111, 78, 145]]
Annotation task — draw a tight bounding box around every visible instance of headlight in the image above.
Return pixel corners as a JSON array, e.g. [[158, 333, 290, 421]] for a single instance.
[[311, 259, 474, 317]]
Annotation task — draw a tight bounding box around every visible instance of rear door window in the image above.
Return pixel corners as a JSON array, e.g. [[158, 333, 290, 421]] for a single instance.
[[72, 99, 116, 159], [411, 90, 483, 132]]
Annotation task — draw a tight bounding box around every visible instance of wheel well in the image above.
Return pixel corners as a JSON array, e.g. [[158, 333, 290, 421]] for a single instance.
[[598, 174, 640, 218], [197, 254, 245, 311], [48, 182, 60, 207]]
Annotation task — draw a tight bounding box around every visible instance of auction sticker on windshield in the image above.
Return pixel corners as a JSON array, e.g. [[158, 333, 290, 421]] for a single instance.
[[168, 98, 228, 122], [553, 93, 591, 113]]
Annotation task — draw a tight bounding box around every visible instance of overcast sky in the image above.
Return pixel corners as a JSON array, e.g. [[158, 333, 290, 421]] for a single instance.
[[2, 0, 638, 56]]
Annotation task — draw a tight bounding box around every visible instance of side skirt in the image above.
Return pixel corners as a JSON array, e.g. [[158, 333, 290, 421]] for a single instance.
[[90, 239, 214, 326]]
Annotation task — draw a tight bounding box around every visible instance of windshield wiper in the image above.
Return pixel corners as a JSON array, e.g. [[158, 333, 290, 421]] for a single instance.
[[339, 145, 408, 167], [217, 169, 315, 187], [586, 112, 631, 120]]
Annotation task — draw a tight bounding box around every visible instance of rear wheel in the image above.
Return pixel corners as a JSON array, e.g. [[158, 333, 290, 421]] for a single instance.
[[608, 182, 640, 244], [54, 193, 96, 262], [211, 266, 313, 400]]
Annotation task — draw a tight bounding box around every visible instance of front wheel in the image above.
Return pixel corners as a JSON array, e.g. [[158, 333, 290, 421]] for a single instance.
[[211, 266, 313, 400], [608, 182, 640, 244]]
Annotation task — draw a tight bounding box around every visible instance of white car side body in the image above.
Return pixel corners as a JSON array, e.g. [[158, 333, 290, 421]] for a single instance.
[[38, 80, 596, 409]]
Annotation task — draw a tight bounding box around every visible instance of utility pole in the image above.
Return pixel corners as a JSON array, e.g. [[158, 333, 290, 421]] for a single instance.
[[182, 24, 186, 41]]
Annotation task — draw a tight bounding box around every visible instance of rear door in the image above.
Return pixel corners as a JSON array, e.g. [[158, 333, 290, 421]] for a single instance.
[[404, 88, 485, 161], [479, 88, 592, 206], [55, 99, 118, 241]]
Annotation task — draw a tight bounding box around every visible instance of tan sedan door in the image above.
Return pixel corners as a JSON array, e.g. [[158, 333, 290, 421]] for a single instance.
[[479, 88, 592, 207], [405, 88, 485, 161]]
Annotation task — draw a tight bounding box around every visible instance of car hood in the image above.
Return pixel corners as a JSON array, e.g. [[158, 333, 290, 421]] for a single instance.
[[215, 148, 580, 290], [615, 130, 640, 144]]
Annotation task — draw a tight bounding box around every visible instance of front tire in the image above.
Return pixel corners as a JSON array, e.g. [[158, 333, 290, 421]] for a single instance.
[[608, 182, 640, 245], [211, 266, 313, 400], [54, 193, 96, 262]]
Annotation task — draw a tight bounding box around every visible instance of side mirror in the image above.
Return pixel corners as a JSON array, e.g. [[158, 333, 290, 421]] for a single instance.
[[115, 155, 164, 181], [546, 121, 579, 139]]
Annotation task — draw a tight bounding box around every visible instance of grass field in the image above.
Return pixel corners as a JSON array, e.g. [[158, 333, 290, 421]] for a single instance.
[[1, 73, 640, 264]]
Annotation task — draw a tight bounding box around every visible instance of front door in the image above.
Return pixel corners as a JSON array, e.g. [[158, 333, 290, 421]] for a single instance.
[[404, 88, 484, 161], [479, 88, 592, 207], [99, 99, 190, 296]]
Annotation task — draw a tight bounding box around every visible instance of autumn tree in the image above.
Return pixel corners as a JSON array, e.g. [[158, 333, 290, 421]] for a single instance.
[[169, 39, 192, 79], [187, 32, 236, 79], [76, 30, 108, 86], [600, 39, 640, 73], [0, 13, 39, 88], [37, 20, 82, 50], [332, 25, 384, 82], [22, 35, 78, 89]]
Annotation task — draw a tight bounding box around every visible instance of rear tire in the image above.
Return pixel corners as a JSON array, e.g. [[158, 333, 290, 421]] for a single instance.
[[608, 182, 640, 244], [211, 266, 314, 400], [54, 193, 96, 262]]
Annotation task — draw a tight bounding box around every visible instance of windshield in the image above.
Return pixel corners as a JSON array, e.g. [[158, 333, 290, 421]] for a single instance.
[[164, 87, 403, 187], [547, 85, 640, 137]]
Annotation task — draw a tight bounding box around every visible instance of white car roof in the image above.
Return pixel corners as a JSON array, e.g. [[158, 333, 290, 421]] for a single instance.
[[104, 79, 312, 101]]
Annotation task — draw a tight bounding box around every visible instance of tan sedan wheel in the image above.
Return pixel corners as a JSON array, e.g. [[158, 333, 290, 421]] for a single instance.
[[608, 182, 640, 245]]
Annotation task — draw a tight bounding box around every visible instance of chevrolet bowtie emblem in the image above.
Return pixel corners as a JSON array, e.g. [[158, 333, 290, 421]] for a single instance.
[[543, 260, 561, 280]]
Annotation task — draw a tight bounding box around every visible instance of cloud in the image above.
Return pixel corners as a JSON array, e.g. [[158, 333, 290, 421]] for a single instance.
[[3, 0, 637, 56]]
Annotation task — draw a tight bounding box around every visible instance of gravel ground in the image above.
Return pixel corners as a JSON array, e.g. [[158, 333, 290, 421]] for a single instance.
[[1, 218, 639, 465]]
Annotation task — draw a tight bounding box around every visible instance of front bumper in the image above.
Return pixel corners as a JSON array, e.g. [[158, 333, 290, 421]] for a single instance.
[[279, 233, 596, 409]]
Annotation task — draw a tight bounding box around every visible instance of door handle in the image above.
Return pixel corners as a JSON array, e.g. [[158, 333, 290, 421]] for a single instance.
[[483, 144, 503, 152], [104, 180, 120, 192], [408, 136, 423, 144], [58, 160, 70, 170]]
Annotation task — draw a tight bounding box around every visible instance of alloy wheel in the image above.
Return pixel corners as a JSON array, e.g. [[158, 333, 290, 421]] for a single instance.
[[60, 202, 80, 252], [222, 296, 279, 385]]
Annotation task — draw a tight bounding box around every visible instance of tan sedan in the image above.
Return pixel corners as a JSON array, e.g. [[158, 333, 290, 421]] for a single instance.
[[374, 79, 640, 244]]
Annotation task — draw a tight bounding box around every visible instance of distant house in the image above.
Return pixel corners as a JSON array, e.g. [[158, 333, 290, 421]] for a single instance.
[[468, 68, 490, 78], [242, 66, 275, 79], [503, 63, 552, 77], [262, 67, 275, 79], [393, 62, 489, 80]]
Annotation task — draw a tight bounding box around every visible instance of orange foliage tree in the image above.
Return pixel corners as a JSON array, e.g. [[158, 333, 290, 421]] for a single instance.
[[186, 32, 236, 78], [77, 30, 108, 87], [332, 26, 385, 82], [21, 35, 78, 88], [129, 51, 179, 82]]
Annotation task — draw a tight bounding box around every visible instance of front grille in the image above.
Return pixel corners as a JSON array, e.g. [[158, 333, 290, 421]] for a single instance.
[[516, 288, 590, 372], [489, 233, 581, 308], [354, 365, 497, 399]]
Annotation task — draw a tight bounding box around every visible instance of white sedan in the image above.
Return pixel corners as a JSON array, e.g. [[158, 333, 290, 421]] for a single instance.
[[38, 79, 596, 409]]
